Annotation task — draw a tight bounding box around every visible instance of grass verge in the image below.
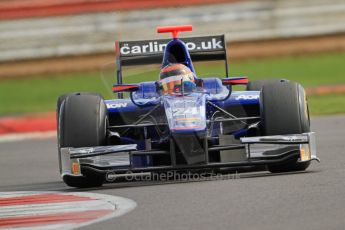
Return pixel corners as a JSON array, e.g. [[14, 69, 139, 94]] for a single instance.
[[0, 52, 344, 116], [308, 94, 345, 115]]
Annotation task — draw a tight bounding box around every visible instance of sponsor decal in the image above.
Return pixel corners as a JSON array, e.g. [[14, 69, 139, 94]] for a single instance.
[[235, 95, 260, 100], [300, 145, 311, 161], [119, 35, 224, 57], [78, 147, 94, 154], [107, 102, 128, 109], [72, 162, 81, 175]]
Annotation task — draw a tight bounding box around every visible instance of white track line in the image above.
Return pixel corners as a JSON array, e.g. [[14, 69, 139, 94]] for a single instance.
[[0, 200, 115, 218], [0, 131, 56, 143]]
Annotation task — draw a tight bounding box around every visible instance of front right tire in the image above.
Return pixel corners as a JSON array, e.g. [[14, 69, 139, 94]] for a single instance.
[[259, 81, 311, 173]]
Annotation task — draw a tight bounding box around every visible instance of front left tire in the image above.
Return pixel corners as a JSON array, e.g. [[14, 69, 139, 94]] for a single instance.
[[57, 93, 107, 188]]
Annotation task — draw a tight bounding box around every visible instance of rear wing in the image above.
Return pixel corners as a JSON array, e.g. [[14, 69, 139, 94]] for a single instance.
[[117, 35, 226, 66], [115, 35, 228, 85]]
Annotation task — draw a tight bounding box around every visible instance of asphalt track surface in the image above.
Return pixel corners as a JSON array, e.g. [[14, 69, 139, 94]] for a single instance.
[[0, 115, 344, 230]]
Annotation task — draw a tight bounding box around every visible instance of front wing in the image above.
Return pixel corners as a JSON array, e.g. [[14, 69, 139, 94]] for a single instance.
[[60, 132, 318, 180]]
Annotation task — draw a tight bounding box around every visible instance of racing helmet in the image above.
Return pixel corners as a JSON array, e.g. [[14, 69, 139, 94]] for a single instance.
[[159, 63, 196, 94]]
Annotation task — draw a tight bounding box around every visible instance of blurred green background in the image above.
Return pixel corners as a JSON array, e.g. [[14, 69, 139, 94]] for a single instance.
[[1, 51, 344, 116]]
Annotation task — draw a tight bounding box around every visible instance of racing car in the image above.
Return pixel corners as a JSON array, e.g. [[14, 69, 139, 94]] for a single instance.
[[57, 25, 318, 188]]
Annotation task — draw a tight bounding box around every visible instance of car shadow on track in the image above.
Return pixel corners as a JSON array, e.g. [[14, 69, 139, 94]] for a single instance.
[[0, 170, 320, 193], [63, 169, 321, 193], [0, 181, 66, 192]]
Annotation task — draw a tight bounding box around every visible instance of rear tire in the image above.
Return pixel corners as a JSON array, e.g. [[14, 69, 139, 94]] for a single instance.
[[260, 81, 311, 173], [58, 93, 107, 188]]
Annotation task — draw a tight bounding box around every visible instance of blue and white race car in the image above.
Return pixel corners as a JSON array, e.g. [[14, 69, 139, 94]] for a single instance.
[[57, 25, 318, 188]]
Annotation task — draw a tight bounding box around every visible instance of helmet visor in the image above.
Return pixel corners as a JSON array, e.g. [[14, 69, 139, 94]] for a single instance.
[[160, 73, 195, 95]]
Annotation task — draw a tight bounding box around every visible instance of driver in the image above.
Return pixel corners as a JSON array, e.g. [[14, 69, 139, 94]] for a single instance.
[[159, 63, 196, 95]]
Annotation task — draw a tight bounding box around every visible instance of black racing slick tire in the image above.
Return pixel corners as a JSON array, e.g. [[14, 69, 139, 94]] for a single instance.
[[246, 79, 289, 91], [57, 93, 107, 188], [260, 81, 311, 173], [56, 92, 102, 122]]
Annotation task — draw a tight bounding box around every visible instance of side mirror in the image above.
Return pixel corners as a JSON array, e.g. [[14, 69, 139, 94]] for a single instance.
[[222, 77, 248, 86], [195, 78, 204, 87], [112, 84, 139, 93]]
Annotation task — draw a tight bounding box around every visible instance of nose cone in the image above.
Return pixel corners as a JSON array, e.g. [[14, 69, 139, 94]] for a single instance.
[[172, 131, 206, 165]]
